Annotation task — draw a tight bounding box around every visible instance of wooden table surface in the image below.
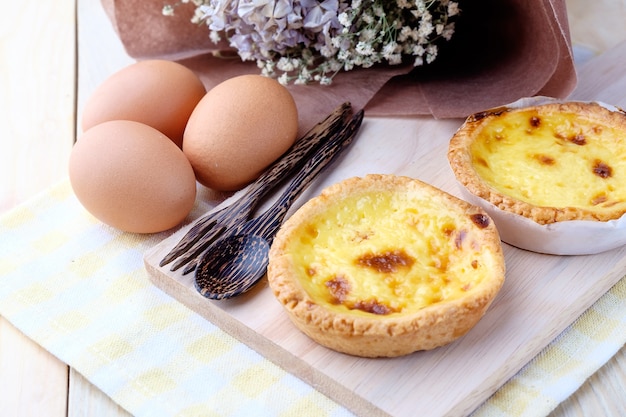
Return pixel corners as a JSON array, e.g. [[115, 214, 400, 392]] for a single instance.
[[1, 0, 625, 415]]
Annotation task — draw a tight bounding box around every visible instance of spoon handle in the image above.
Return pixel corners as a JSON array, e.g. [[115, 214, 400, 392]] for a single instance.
[[254, 109, 365, 242], [243, 102, 353, 203], [160, 102, 352, 268]]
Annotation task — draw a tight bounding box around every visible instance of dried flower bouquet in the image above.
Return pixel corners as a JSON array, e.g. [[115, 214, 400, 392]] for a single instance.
[[163, 0, 460, 85]]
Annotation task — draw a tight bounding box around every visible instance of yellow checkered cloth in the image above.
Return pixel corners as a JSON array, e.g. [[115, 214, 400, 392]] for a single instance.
[[1, 179, 625, 417]]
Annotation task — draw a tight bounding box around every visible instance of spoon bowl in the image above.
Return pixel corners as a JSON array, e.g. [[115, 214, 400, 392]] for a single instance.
[[195, 234, 269, 300]]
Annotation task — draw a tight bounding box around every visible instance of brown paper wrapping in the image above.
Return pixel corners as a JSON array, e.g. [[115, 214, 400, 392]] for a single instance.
[[101, 0, 577, 132]]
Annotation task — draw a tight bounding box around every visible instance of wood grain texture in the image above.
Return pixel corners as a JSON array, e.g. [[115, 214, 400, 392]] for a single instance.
[[566, 0, 626, 55], [0, 1, 76, 212], [68, 368, 132, 417], [552, 348, 626, 416], [0, 1, 75, 416], [0, 320, 68, 416]]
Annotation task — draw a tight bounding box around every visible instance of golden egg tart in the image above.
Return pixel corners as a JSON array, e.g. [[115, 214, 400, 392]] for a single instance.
[[267, 174, 505, 358], [448, 99, 626, 255]]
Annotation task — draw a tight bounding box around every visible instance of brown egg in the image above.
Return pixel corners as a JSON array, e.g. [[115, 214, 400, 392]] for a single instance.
[[81, 60, 206, 147], [182, 74, 299, 191], [69, 120, 197, 233]]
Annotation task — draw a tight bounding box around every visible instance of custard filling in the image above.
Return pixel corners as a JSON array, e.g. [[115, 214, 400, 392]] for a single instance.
[[286, 190, 499, 316], [470, 108, 626, 211]]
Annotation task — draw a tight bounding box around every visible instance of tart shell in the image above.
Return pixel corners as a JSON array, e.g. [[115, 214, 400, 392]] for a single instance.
[[267, 174, 505, 358], [448, 97, 626, 255]]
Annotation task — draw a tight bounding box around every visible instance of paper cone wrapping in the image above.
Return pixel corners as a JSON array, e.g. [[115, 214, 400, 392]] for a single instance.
[[101, 0, 577, 131]]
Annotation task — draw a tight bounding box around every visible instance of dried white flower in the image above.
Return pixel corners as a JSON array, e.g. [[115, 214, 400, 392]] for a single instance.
[[355, 41, 374, 56], [448, 2, 460, 17]]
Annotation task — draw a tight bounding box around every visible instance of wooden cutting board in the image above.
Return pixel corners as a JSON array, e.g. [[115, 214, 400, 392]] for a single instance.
[[145, 42, 626, 417]]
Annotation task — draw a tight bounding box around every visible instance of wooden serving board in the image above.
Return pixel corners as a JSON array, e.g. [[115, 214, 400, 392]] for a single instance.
[[145, 42, 626, 417]]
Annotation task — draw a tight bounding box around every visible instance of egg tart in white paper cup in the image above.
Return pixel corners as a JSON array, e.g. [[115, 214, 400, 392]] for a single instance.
[[448, 96, 626, 255], [267, 174, 505, 358]]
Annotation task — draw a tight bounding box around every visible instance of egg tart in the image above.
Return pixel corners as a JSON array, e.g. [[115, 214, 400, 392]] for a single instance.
[[448, 98, 626, 255], [267, 174, 505, 358]]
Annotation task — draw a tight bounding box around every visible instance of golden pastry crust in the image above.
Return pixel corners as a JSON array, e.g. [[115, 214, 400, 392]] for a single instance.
[[267, 174, 505, 358], [448, 101, 626, 224]]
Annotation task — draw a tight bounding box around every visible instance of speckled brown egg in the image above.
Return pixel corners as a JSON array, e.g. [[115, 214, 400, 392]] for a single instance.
[[69, 120, 197, 233], [182, 74, 299, 191], [81, 60, 206, 147]]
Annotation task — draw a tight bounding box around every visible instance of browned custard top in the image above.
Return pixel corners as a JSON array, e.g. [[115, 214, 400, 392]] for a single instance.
[[468, 104, 626, 213], [285, 189, 500, 316]]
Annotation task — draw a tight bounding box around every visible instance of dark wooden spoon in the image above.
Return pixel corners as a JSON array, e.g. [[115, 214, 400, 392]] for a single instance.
[[194, 110, 364, 300]]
